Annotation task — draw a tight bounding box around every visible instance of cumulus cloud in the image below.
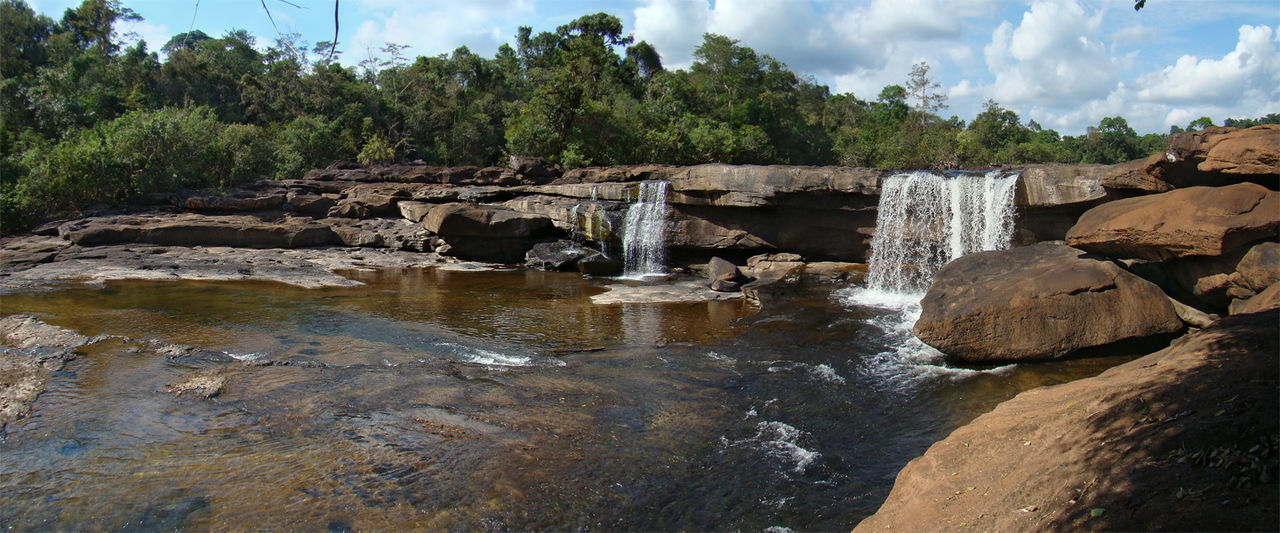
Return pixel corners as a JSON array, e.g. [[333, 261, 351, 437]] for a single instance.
[[632, 0, 709, 70], [348, 0, 533, 63], [983, 0, 1119, 107], [1135, 24, 1280, 104]]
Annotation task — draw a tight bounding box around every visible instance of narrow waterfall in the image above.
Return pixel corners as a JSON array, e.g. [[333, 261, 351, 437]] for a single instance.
[[865, 170, 1018, 296], [622, 181, 669, 277]]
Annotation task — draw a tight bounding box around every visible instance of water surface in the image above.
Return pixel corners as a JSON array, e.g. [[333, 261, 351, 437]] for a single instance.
[[0, 269, 1129, 531]]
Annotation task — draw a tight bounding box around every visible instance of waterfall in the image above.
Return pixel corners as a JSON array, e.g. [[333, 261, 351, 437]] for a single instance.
[[569, 204, 582, 242], [865, 170, 1018, 297], [622, 181, 669, 277]]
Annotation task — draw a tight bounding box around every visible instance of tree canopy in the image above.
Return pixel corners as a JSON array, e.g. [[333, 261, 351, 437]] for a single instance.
[[2, 0, 1276, 232]]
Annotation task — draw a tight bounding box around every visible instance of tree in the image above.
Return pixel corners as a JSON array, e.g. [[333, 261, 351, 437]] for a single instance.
[[905, 61, 946, 113]]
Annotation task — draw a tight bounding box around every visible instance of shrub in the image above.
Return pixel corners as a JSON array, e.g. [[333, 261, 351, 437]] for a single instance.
[[10, 106, 272, 229]]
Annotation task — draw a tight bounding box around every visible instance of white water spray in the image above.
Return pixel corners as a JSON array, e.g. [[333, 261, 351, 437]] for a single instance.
[[834, 170, 1019, 379], [864, 170, 1018, 296], [622, 181, 669, 277]]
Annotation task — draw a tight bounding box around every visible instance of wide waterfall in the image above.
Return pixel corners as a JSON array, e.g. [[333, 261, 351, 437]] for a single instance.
[[833, 169, 1020, 376], [622, 180, 669, 277], [865, 170, 1019, 296]]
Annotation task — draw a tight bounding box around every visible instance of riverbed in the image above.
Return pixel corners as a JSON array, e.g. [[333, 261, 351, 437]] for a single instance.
[[0, 268, 1128, 531]]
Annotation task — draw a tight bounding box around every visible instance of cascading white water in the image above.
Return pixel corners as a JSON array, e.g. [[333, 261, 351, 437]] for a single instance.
[[622, 181, 669, 277], [864, 170, 1018, 296], [834, 170, 1019, 376]]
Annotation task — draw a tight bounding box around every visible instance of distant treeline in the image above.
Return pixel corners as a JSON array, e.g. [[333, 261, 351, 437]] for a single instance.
[[1, 0, 1276, 232]]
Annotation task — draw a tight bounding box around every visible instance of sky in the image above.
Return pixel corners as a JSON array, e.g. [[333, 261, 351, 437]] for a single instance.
[[26, 0, 1280, 135]]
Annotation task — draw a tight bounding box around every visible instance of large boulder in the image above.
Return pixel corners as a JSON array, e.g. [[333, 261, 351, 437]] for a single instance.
[[1065, 183, 1279, 261], [856, 310, 1279, 532], [1236, 241, 1280, 291], [1167, 124, 1280, 180], [1100, 153, 1176, 192], [913, 244, 1183, 362], [423, 204, 554, 263], [422, 203, 553, 238], [1014, 164, 1109, 206]]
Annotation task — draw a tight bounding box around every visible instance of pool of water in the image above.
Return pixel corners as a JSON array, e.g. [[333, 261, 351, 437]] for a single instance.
[[0, 268, 1130, 531]]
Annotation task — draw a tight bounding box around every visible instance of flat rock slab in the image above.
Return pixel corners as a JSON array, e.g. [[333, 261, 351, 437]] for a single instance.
[[914, 243, 1183, 362], [589, 279, 744, 305], [0, 242, 460, 289], [1066, 182, 1279, 261], [857, 310, 1279, 532]]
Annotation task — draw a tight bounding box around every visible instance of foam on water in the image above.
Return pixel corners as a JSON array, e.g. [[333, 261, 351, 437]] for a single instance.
[[839, 170, 1020, 380], [721, 420, 820, 475], [435, 341, 534, 367]]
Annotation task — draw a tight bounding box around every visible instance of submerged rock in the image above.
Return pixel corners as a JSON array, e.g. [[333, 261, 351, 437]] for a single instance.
[[913, 244, 1183, 362], [1066, 183, 1279, 261], [857, 310, 1279, 532], [0, 316, 94, 431], [164, 369, 228, 399]]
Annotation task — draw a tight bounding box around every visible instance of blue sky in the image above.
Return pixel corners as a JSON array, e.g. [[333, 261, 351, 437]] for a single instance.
[[27, 0, 1280, 135]]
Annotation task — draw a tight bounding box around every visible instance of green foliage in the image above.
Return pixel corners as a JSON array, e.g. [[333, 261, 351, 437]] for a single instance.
[[3, 0, 1277, 234], [13, 106, 269, 224]]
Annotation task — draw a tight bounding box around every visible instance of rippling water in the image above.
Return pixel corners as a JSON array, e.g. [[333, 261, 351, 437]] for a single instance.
[[0, 269, 1130, 531]]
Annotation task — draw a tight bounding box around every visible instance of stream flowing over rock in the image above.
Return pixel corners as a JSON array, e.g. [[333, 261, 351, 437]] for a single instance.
[[857, 309, 1279, 532], [912, 244, 1183, 362]]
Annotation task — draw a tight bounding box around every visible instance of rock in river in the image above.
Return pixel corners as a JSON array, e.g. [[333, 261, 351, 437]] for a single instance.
[[913, 244, 1183, 362]]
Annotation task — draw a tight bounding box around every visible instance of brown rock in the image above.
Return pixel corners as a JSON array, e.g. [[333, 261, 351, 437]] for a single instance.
[[1175, 124, 1280, 176], [856, 310, 1279, 532], [423, 204, 554, 263], [183, 192, 285, 211], [1236, 241, 1280, 291], [913, 244, 1183, 362], [422, 204, 553, 238], [397, 201, 434, 222], [1015, 164, 1110, 206], [668, 164, 881, 207], [165, 369, 228, 399], [707, 256, 747, 292], [1100, 153, 1175, 192], [1229, 282, 1280, 315], [58, 214, 338, 249], [1065, 183, 1279, 261], [284, 191, 336, 216]]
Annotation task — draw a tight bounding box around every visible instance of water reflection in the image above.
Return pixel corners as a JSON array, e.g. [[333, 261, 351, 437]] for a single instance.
[[0, 269, 1127, 531]]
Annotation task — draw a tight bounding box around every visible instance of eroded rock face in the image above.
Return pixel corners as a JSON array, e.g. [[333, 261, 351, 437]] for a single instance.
[[1168, 124, 1280, 179], [525, 241, 600, 271], [1015, 164, 1109, 206], [1065, 183, 1279, 261], [857, 310, 1279, 532], [667, 164, 882, 207], [1236, 241, 1280, 291], [58, 214, 339, 249], [913, 244, 1183, 362]]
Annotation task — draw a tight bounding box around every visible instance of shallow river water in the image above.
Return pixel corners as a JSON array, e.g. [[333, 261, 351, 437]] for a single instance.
[[0, 268, 1128, 531]]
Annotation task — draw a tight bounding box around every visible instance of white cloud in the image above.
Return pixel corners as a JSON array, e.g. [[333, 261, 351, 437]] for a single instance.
[[633, 0, 711, 70], [983, 0, 1119, 107], [116, 19, 171, 52], [1110, 24, 1157, 46], [348, 0, 533, 63], [1135, 24, 1280, 104]]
